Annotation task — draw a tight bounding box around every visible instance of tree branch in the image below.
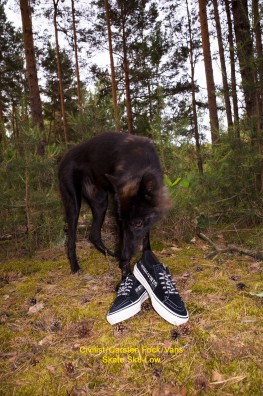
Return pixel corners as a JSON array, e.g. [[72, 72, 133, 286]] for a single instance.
[[197, 232, 263, 260]]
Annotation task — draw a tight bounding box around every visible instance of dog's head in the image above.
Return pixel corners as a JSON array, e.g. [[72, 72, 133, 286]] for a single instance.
[[106, 172, 170, 258]]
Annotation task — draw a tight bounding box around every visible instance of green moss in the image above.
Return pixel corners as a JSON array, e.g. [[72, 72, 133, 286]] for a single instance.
[[0, 327, 14, 353], [191, 284, 217, 294]]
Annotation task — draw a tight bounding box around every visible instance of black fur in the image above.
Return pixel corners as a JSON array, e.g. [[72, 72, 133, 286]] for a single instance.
[[58, 132, 169, 279]]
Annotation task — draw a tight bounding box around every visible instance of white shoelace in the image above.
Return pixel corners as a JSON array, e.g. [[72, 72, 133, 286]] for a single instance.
[[159, 270, 178, 295], [117, 276, 133, 297]]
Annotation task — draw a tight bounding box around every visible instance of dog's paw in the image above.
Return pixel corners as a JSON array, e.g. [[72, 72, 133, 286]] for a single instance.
[[72, 268, 82, 275]]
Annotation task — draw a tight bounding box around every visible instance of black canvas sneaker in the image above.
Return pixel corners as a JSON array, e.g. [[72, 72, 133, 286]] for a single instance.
[[106, 274, 149, 325], [134, 251, 189, 326]]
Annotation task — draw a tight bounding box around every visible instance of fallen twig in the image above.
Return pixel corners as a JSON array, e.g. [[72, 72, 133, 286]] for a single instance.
[[197, 233, 263, 260], [210, 375, 246, 385]]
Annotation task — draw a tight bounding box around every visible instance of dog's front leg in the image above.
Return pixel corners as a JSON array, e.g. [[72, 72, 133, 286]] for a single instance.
[[142, 232, 151, 253], [119, 257, 131, 280]]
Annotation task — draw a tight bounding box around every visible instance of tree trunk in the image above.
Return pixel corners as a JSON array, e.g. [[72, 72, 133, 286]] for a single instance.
[[0, 92, 6, 150], [120, 4, 133, 134], [105, 0, 120, 131], [252, 0, 263, 191], [19, 0, 44, 132], [212, 0, 233, 129], [186, 0, 203, 174], [224, 0, 240, 137], [231, 0, 256, 122], [71, 0, 82, 110], [53, 0, 68, 144], [198, 0, 219, 144]]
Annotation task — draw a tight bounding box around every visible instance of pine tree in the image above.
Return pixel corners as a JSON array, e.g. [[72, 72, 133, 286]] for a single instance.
[[231, 0, 256, 123], [19, 0, 44, 132], [212, 0, 233, 129], [198, 0, 219, 144], [186, 0, 203, 174], [224, 0, 240, 135], [41, 43, 77, 142], [0, 3, 24, 150], [53, 0, 69, 143], [104, 0, 120, 131]]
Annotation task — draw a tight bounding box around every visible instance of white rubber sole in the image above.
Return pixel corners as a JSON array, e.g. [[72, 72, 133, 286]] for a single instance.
[[106, 291, 149, 325], [134, 264, 189, 326]]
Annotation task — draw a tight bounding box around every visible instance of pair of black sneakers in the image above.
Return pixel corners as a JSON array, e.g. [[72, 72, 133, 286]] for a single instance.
[[106, 251, 189, 326]]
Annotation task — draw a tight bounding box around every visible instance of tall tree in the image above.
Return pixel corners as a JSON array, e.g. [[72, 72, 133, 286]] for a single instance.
[[71, 0, 82, 109], [41, 43, 77, 143], [119, 1, 133, 134], [198, 0, 219, 144], [0, 3, 24, 149], [186, 0, 203, 174], [19, 0, 44, 132], [53, 0, 69, 143], [104, 0, 120, 131], [252, 0, 263, 123], [93, 0, 165, 135], [224, 0, 239, 135], [212, 0, 233, 129], [231, 0, 256, 123], [252, 0, 263, 191]]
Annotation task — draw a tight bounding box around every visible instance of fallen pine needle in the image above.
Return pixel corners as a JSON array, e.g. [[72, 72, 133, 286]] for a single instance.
[[210, 375, 246, 385]]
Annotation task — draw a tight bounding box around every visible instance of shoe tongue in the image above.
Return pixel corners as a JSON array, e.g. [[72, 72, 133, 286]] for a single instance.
[[143, 250, 160, 266]]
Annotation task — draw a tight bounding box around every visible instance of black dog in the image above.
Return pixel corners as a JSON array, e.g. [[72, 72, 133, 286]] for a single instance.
[[58, 132, 169, 279]]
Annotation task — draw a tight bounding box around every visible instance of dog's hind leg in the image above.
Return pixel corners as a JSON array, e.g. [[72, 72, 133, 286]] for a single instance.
[[82, 186, 115, 257], [60, 177, 82, 274]]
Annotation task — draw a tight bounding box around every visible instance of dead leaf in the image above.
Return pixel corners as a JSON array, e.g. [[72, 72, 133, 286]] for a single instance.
[[184, 289, 192, 294], [211, 370, 224, 382], [152, 383, 187, 396], [200, 350, 210, 360], [70, 388, 87, 396], [163, 340, 172, 348], [28, 302, 44, 315], [46, 365, 56, 375], [176, 272, 191, 280], [171, 245, 181, 251], [159, 249, 171, 255], [38, 335, 53, 346]]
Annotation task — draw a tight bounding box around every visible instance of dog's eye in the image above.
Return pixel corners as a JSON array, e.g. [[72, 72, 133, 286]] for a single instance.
[[131, 219, 143, 228]]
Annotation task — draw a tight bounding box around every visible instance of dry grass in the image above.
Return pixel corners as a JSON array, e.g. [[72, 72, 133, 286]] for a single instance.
[[0, 238, 262, 396]]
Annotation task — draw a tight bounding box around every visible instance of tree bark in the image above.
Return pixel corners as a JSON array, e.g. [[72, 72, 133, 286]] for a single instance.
[[53, 0, 68, 144], [224, 0, 240, 136], [212, 0, 233, 129], [0, 92, 6, 150], [71, 0, 82, 109], [19, 0, 44, 132], [120, 3, 133, 134], [198, 0, 219, 144], [186, 0, 203, 174], [231, 0, 256, 122], [105, 0, 120, 131], [252, 0, 263, 191]]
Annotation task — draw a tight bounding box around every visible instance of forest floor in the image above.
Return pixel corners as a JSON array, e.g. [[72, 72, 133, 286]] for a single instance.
[[0, 232, 262, 396]]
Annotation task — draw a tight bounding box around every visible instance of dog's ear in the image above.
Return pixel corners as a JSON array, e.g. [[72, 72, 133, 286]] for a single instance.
[[141, 173, 171, 212], [140, 173, 158, 202], [105, 174, 140, 215]]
